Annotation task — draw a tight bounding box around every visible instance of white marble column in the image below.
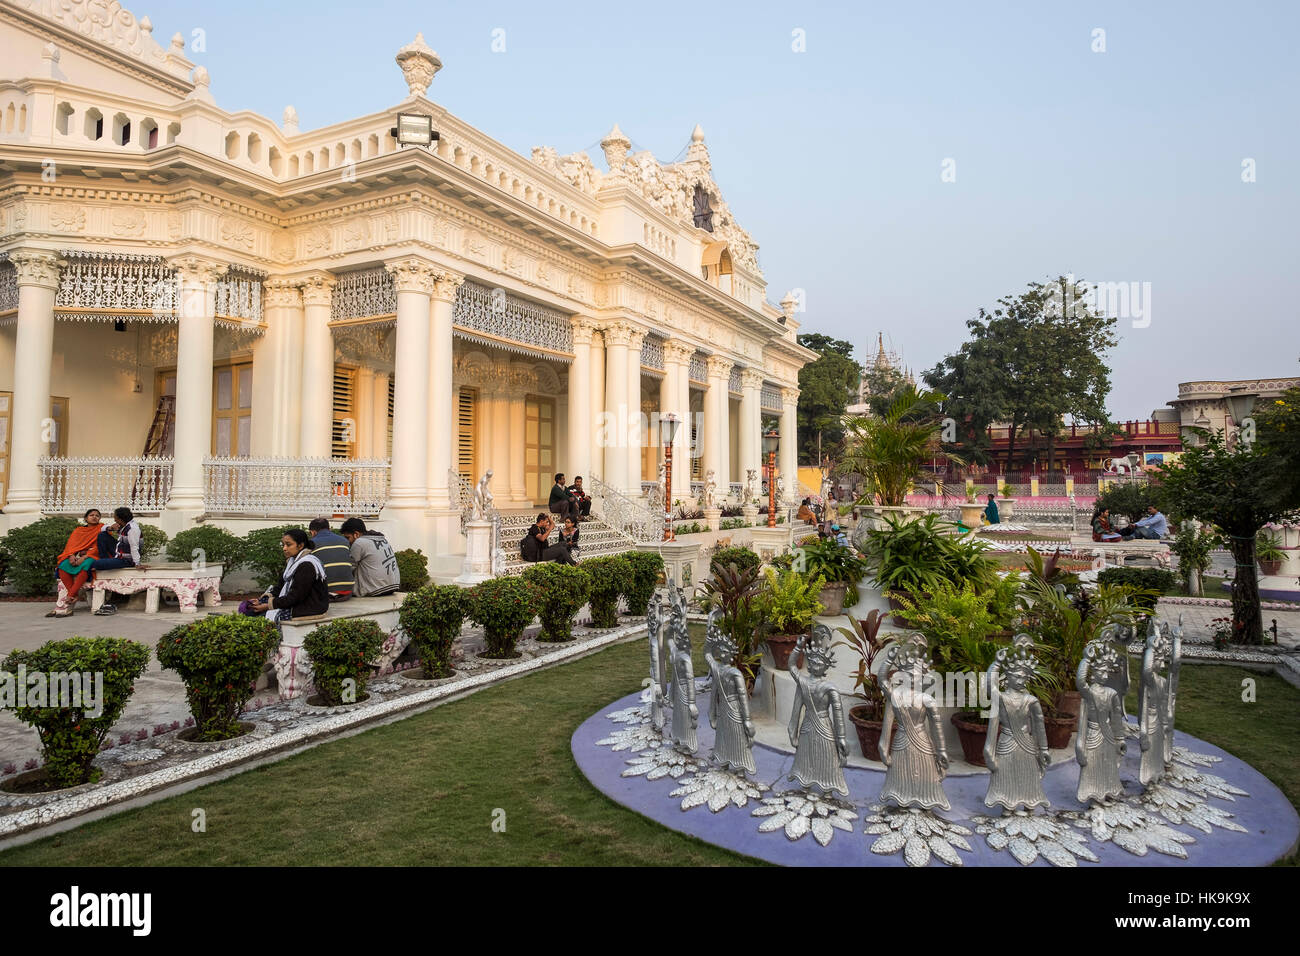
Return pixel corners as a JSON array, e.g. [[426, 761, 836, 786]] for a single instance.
[[165, 255, 225, 516], [602, 322, 630, 492], [625, 327, 646, 495], [384, 257, 436, 509], [4, 250, 61, 515], [298, 272, 336, 459], [704, 355, 732, 493], [781, 385, 800, 504], [588, 327, 605, 484], [257, 279, 302, 456], [508, 379, 528, 506], [568, 318, 595, 481], [488, 369, 511, 501], [355, 366, 376, 459], [372, 371, 390, 458], [739, 368, 764, 494], [426, 271, 464, 509]]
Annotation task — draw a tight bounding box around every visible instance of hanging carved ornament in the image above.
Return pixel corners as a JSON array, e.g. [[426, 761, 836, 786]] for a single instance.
[[331, 267, 397, 320], [55, 251, 176, 320]]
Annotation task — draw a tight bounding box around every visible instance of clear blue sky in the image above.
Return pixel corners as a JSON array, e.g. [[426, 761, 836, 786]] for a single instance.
[[141, 0, 1298, 418]]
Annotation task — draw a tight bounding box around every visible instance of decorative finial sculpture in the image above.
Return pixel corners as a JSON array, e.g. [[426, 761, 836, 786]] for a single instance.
[[645, 593, 666, 730], [706, 621, 756, 775], [786, 625, 849, 797], [282, 105, 299, 135], [879, 634, 951, 810], [600, 123, 631, 169], [668, 602, 698, 753], [471, 469, 495, 520], [396, 33, 443, 97], [1075, 637, 1127, 804], [983, 635, 1050, 812], [1139, 619, 1174, 786]]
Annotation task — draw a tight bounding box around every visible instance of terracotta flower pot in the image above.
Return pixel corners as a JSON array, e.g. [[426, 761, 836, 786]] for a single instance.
[[950, 712, 988, 766], [1054, 690, 1083, 722], [849, 705, 884, 761], [766, 633, 801, 670], [886, 591, 910, 627], [1043, 710, 1075, 749], [818, 581, 848, 616], [1259, 559, 1282, 577]]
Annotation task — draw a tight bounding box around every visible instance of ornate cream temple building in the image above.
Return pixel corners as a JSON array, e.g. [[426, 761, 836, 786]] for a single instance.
[[0, 2, 814, 575]]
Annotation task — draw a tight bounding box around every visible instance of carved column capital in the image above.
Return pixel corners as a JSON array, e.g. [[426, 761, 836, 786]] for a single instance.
[[264, 278, 303, 310], [571, 315, 599, 347], [781, 385, 801, 405], [297, 271, 336, 308], [431, 269, 465, 304], [385, 256, 440, 295], [625, 325, 646, 352], [662, 339, 694, 367], [602, 320, 634, 348], [9, 249, 63, 289], [166, 254, 227, 288], [740, 368, 765, 391], [706, 354, 733, 381]]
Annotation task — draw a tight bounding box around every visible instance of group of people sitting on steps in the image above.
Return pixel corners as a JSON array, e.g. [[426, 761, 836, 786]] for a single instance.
[[520, 473, 591, 565]]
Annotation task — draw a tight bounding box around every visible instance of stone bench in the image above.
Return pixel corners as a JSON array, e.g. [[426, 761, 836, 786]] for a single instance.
[[265, 594, 408, 700], [92, 563, 224, 614], [1068, 535, 1171, 568]]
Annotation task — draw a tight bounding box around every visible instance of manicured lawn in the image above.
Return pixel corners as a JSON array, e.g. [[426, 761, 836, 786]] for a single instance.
[[0, 625, 758, 866], [2, 634, 1295, 866]]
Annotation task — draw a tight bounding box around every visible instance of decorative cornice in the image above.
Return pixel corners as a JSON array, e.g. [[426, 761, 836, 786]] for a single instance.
[[9, 249, 62, 289]]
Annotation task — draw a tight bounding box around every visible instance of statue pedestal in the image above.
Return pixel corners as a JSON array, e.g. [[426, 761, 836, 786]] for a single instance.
[[742, 505, 759, 526], [455, 519, 495, 584], [641, 539, 701, 597], [703, 507, 722, 532], [750, 525, 792, 564]]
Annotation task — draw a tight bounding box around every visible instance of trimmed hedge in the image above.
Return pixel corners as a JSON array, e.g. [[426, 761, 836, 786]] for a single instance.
[[0, 516, 78, 596], [2, 637, 151, 788], [467, 577, 537, 658], [710, 545, 760, 579], [167, 526, 244, 586], [1096, 566, 1177, 611], [396, 548, 430, 592], [622, 551, 664, 617], [398, 584, 466, 677], [522, 562, 590, 642], [156, 615, 280, 741], [581, 555, 632, 628], [302, 618, 386, 705]]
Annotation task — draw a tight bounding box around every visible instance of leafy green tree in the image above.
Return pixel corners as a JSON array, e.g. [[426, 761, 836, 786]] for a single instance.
[[796, 333, 861, 463], [925, 277, 1118, 472], [1254, 386, 1300, 511], [1158, 429, 1292, 644]]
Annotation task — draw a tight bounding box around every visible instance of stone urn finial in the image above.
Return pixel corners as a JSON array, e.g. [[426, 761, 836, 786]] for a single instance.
[[600, 123, 631, 170], [283, 105, 299, 135], [396, 32, 443, 97], [687, 123, 710, 164]]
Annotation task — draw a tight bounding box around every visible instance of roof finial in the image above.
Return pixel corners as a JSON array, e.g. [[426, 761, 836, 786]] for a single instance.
[[600, 123, 631, 169], [396, 33, 443, 98], [687, 123, 710, 164], [282, 105, 299, 135]]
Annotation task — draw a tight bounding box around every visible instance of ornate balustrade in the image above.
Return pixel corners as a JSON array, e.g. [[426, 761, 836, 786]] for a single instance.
[[588, 474, 661, 544], [203, 458, 389, 517], [39, 457, 174, 514]]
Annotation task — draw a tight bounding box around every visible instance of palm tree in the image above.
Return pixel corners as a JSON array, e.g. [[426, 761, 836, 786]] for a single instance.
[[838, 384, 958, 507]]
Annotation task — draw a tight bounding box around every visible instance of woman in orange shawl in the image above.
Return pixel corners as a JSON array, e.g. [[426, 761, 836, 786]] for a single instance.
[[47, 508, 107, 617]]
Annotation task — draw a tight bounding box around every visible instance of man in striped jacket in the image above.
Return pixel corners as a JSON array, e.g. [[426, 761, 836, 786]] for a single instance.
[[308, 518, 355, 601]]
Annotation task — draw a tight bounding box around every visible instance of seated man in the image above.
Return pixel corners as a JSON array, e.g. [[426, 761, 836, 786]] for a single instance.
[[340, 517, 401, 596], [308, 517, 355, 600], [1118, 506, 1169, 540], [521, 513, 576, 565], [549, 473, 578, 523], [567, 475, 592, 520]]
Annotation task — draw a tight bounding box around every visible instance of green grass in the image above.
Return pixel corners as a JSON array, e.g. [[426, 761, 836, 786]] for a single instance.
[[2, 636, 1295, 866], [0, 624, 758, 867]]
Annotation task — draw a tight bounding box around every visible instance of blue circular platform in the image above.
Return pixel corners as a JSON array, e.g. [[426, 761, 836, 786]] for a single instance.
[[572, 686, 1299, 867]]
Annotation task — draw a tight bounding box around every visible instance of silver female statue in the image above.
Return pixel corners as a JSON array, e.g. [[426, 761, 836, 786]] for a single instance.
[[1075, 638, 1128, 804], [645, 594, 667, 730], [786, 625, 849, 797], [1166, 614, 1183, 765], [706, 626, 757, 775], [982, 635, 1050, 812], [879, 634, 951, 811], [1138, 620, 1173, 786], [668, 609, 698, 753]]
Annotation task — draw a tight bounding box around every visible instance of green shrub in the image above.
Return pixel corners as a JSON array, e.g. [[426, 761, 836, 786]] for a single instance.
[[622, 551, 664, 616], [467, 577, 537, 658], [302, 618, 386, 705], [0, 516, 77, 596], [137, 524, 168, 562], [522, 563, 590, 641], [167, 525, 244, 586], [758, 566, 824, 635], [1096, 483, 1161, 522], [1, 637, 150, 788], [156, 615, 280, 740], [710, 545, 760, 578], [581, 555, 633, 628], [396, 548, 430, 592], [241, 525, 305, 591], [398, 584, 466, 676], [1095, 566, 1175, 611]]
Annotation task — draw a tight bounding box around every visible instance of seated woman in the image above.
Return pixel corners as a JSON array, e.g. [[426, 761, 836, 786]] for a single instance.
[[245, 529, 329, 622], [1092, 508, 1122, 542], [46, 508, 108, 617], [559, 515, 581, 558]]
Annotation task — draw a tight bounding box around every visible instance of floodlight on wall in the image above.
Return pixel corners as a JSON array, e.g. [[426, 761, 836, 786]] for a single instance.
[[392, 113, 438, 147]]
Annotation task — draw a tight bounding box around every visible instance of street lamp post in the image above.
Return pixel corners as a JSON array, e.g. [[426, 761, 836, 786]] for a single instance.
[[763, 428, 780, 529], [660, 414, 681, 541]]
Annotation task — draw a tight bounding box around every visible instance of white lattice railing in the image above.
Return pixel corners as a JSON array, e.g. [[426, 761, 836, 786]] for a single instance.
[[588, 474, 661, 543], [39, 457, 174, 514], [204, 458, 390, 517]]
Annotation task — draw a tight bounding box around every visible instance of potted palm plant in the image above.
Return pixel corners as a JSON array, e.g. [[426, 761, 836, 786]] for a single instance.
[[959, 489, 986, 528], [756, 566, 824, 668], [796, 537, 869, 615], [996, 481, 1016, 520], [1257, 534, 1285, 576], [834, 610, 893, 761], [699, 562, 771, 692]]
